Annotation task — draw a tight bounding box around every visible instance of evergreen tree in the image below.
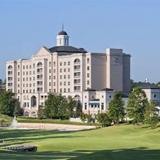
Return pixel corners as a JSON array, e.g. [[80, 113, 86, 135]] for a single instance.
[[108, 92, 125, 124], [75, 101, 82, 117], [127, 87, 148, 124], [37, 105, 44, 119], [67, 96, 77, 117], [14, 100, 23, 116], [144, 101, 159, 128], [0, 91, 20, 116]]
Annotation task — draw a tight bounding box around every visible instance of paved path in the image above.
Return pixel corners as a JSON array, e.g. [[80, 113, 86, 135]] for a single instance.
[[17, 123, 96, 131]]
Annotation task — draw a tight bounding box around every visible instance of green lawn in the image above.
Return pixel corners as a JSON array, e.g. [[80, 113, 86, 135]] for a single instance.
[[0, 125, 160, 160], [0, 114, 12, 127]]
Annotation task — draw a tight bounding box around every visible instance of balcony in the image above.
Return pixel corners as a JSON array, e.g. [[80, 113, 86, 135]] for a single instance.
[[37, 68, 43, 74], [74, 79, 80, 85], [37, 75, 43, 80], [74, 86, 81, 92], [74, 68, 80, 72], [8, 71, 13, 75], [37, 81, 43, 86], [74, 72, 80, 78]]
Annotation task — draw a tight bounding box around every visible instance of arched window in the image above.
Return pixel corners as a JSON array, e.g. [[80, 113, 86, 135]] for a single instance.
[[74, 58, 80, 63], [8, 65, 13, 69], [37, 62, 42, 67], [74, 95, 80, 101], [31, 96, 37, 107]]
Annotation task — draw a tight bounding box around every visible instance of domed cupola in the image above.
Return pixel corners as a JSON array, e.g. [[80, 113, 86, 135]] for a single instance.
[[58, 31, 68, 36], [56, 27, 69, 46]]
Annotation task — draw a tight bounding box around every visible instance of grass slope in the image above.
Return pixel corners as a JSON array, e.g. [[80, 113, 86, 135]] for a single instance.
[[0, 114, 12, 126], [0, 125, 160, 160]]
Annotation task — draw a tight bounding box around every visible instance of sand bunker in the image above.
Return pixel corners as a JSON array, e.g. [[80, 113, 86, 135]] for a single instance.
[[17, 123, 96, 131]]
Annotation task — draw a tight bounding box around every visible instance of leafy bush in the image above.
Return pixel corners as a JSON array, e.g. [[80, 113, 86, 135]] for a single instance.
[[96, 113, 111, 127]]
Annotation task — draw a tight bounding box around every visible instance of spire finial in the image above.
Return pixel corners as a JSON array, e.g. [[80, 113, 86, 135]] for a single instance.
[[62, 24, 64, 31]]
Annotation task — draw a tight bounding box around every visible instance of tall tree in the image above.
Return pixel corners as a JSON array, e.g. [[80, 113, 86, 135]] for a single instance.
[[0, 91, 20, 116], [75, 101, 82, 117], [44, 94, 69, 119], [127, 87, 148, 124], [108, 92, 125, 124], [67, 96, 77, 117], [37, 105, 44, 119], [144, 101, 159, 128]]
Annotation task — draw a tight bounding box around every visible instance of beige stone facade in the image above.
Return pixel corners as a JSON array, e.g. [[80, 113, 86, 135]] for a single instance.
[[6, 30, 131, 116], [83, 89, 114, 115]]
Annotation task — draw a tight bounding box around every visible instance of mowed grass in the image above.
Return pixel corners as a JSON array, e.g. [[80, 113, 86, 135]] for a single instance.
[[0, 114, 12, 126], [0, 125, 160, 160]]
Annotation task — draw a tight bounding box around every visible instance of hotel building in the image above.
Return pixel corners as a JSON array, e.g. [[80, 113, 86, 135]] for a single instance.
[[6, 30, 131, 117]]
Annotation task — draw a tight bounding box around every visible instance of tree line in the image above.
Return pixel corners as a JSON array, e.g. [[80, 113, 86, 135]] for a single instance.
[[38, 94, 82, 119], [0, 87, 159, 128], [0, 91, 82, 120], [95, 87, 159, 128]]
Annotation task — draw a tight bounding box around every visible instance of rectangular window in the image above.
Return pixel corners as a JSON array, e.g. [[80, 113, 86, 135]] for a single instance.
[[74, 86, 81, 91], [85, 103, 87, 110], [101, 103, 104, 110], [74, 72, 80, 77]]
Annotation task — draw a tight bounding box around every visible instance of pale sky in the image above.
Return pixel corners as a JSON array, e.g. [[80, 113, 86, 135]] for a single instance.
[[0, 0, 160, 82]]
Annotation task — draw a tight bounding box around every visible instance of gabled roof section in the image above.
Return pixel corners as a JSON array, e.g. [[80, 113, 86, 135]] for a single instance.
[[34, 46, 51, 57]]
